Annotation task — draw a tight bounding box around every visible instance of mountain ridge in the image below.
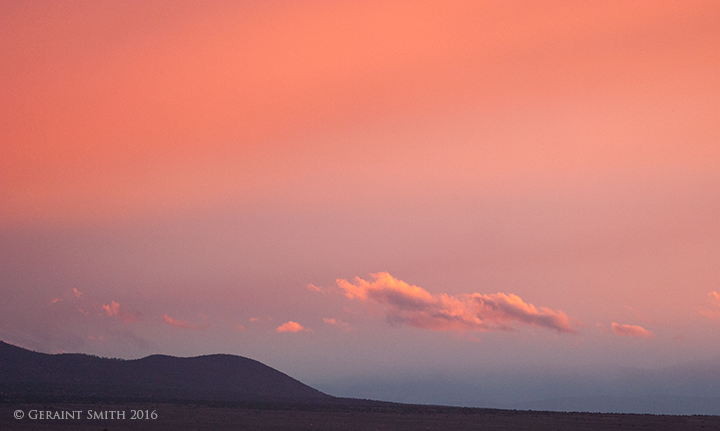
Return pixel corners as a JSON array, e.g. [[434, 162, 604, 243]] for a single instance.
[[0, 340, 332, 403]]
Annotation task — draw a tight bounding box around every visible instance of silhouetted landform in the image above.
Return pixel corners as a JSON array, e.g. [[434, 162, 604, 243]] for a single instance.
[[0, 341, 331, 403], [3, 342, 720, 430]]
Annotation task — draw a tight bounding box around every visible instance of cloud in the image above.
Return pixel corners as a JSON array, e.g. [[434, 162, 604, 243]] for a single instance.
[[307, 284, 325, 293], [611, 322, 654, 338], [277, 321, 309, 333], [100, 301, 138, 323], [102, 301, 120, 316], [162, 314, 208, 331], [699, 291, 720, 320], [335, 272, 576, 334], [49, 288, 83, 305], [49, 290, 138, 323], [324, 317, 352, 331]]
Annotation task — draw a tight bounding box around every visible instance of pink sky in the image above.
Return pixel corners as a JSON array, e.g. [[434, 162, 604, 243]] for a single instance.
[[1, 0, 720, 406]]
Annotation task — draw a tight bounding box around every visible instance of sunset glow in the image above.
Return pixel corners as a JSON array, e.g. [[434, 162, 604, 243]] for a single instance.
[[335, 272, 576, 334], [277, 321, 308, 333], [2, 0, 720, 412], [162, 314, 208, 331], [611, 322, 654, 339]]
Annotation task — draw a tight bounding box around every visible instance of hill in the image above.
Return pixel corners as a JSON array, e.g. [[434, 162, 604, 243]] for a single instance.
[[0, 341, 331, 403]]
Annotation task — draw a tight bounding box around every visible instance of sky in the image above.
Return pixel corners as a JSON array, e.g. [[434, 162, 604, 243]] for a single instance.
[[2, 0, 720, 410]]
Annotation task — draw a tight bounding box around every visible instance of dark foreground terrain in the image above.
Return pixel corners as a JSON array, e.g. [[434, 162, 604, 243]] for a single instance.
[[3, 342, 719, 430], [0, 341, 328, 403], [3, 401, 720, 431]]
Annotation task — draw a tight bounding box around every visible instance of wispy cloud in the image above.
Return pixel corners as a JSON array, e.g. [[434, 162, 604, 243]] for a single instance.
[[49, 288, 84, 305], [48, 290, 139, 324], [102, 301, 120, 316], [611, 322, 654, 338], [334, 272, 576, 334], [699, 291, 720, 320], [277, 321, 309, 333], [100, 301, 138, 323], [323, 317, 352, 331], [307, 284, 325, 293], [162, 314, 208, 331]]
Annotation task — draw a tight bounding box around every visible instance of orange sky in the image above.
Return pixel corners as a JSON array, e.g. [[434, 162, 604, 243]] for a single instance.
[[2, 0, 720, 408], [2, 0, 719, 226]]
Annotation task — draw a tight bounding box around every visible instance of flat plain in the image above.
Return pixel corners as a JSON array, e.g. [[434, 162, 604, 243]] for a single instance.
[[3, 402, 720, 431]]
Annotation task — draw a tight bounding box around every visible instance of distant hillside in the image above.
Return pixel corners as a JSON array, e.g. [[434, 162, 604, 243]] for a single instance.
[[0, 341, 332, 403]]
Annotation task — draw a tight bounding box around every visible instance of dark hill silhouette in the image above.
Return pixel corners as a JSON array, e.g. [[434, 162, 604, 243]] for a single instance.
[[0, 341, 332, 403]]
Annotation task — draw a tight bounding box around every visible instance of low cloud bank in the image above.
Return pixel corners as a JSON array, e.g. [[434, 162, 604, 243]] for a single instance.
[[336, 272, 576, 334]]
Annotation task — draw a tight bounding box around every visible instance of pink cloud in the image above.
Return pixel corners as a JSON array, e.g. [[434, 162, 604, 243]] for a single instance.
[[234, 324, 246, 331], [50, 288, 84, 305], [277, 321, 308, 333], [335, 272, 576, 334], [102, 301, 120, 316], [611, 322, 654, 338], [162, 314, 207, 331], [100, 301, 138, 323], [324, 317, 351, 331], [307, 284, 325, 293], [699, 291, 720, 320]]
